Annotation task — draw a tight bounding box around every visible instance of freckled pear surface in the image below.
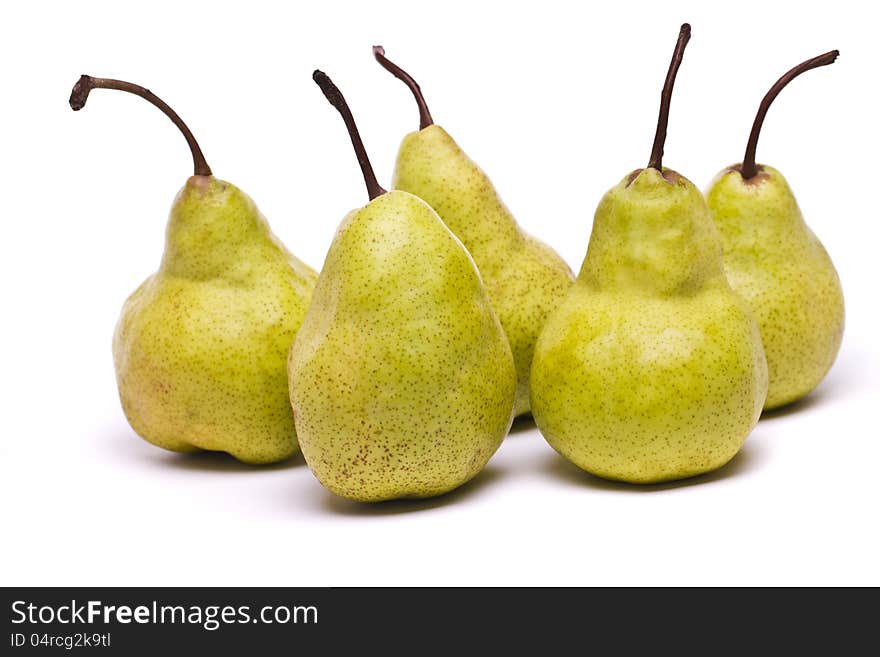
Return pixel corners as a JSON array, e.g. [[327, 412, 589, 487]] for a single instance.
[[288, 190, 516, 502], [706, 166, 844, 409], [530, 169, 768, 483], [392, 125, 574, 416], [114, 176, 317, 464]]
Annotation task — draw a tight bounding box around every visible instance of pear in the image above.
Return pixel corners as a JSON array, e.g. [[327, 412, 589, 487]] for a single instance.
[[373, 47, 574, 417], [530, 25, 768, 484], [289, 71, 515, 502], [706, 51, 844, 410], [70, 76, 317, 464]]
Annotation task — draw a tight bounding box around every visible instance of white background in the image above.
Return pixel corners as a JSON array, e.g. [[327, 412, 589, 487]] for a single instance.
[[2, 1, 877, 586]]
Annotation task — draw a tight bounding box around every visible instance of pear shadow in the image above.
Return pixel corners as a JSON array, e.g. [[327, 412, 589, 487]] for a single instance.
[[316, 465, 504, 517], [103, 427, 305, 473], [508, 414, 537, 435], [760, 350, 865, 421], [760, 389, 826, 421], [540, 439, 765, 493], [157, 449, 306, 473]]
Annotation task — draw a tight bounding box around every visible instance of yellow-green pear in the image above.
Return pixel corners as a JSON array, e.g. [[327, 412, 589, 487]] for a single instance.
[[373, 46, 574, 417], [706, 51, 844, 410], [70, 76, 316, 464], [530, 25, 768, 484], [289, 72, 515, 502]]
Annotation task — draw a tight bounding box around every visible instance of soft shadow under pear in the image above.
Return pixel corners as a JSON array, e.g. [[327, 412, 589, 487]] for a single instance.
[[106, 427, 305, 473], [760, 389, 827, 421], [317, 465, 504, 517], [508, 414, 537, 435], [157, 449, 305, 473], [540, 438, 765, 493]]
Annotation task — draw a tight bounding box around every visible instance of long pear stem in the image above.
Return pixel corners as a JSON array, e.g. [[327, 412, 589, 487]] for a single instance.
[[741, 50, 839, 179], [372, 46, 434, 130], [312, 70, 386, 201], [648, 24, 691, 171], [68, 75, 212, 176]]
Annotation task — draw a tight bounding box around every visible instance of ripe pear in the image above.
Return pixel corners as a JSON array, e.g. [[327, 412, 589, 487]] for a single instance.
[[373, 47, 574, 417], [70, 76, 316, 464], [706, 51, 844, 410], [530, 25, 768, 483], [289, 72, 515, 502]]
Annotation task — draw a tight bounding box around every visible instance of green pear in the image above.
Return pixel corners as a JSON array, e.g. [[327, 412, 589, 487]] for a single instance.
[[70, 75, 317, 464], [706, 51, 844, 410], [289, 72, 515, 502], [373, 47, 574, 417], [530, 25, 768, 483]]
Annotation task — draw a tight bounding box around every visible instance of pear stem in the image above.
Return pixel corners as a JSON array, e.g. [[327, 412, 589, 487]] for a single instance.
[[741, 50, 839, 179], [68, 75, 212, 176], [372, 46, 434, 130], [648, 23, 691, 172], [313, 70, 386, 201]]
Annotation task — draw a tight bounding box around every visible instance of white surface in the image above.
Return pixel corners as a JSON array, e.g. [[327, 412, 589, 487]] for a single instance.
[[2, 1, 878, 586]]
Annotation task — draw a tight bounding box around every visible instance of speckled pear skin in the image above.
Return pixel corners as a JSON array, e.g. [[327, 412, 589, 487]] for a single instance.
[[114, 176, 317, 464], [392, 125, 574, 417], [288, 190, 516, 502], [530, 168, 768, 484], [706, 165, 844, 410]]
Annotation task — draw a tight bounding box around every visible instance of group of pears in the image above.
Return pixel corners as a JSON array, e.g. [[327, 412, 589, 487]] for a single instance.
[[71, 24, 844, 502]]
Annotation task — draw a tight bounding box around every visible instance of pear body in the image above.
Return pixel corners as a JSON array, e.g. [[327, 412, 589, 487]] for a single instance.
[[114, 176, 317, 464], [288, 190, 516, 502], [392, 125, 573, 416], [531, 169, 768, 483], [706, 165, 844, 409]]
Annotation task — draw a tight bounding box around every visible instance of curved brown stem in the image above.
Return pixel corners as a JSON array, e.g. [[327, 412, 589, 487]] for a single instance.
[[741, 50, 839, 179], [648, 23, 691, 171], [312, 70, 386, 201], [372, 46, 434, 130], [69, 75, 212, 176]]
